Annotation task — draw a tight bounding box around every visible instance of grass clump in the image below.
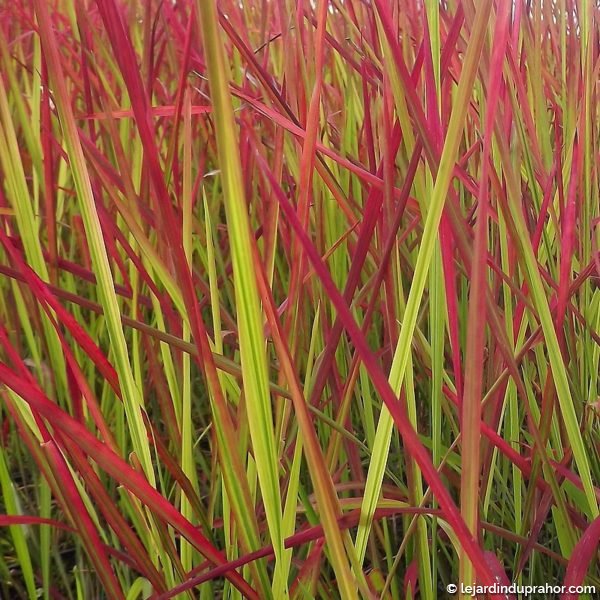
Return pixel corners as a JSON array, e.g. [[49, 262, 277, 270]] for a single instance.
[[0, 0, 599, 598]]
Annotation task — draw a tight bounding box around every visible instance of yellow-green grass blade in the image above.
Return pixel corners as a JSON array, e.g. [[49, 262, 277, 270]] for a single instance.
[[180, 88, 199, 573], [0, 31, 43, 184], [0, 77, 67, 401], [196, 1, 287, 596], [33, 0, 155, 485], [0, 443, 36, 600], [496, 132, 600, 521], [355, 0, 493, 575]]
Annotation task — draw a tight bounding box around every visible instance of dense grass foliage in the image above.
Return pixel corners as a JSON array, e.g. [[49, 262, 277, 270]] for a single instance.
[[0, 0, 599, 598]]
